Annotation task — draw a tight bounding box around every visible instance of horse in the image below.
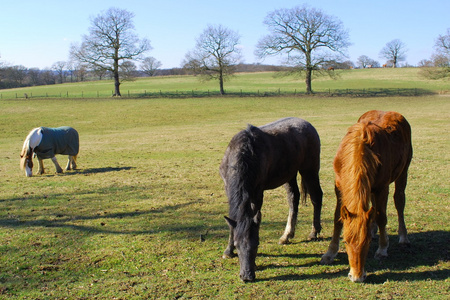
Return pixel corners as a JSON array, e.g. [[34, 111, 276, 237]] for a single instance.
[[20, 126, 79, 177], [220, 117, 323, 282], [320, 110, 412, 282]]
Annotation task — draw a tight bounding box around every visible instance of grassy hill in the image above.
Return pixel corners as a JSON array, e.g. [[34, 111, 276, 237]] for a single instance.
[[1, 68, 449, 99]]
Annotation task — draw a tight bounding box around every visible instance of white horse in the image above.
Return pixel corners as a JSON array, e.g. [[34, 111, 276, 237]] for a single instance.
[[20, 127, 79, 177]]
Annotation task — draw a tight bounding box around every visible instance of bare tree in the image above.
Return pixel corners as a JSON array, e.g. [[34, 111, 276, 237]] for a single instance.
[[435, 28, 450, 57], [141, 56, 162, 76], [420, 28, 450, 79], [379, 39, 407, 68], [256, 5, 350, 94], [183, 24, 242, 95], [119, 60, 138, 81], [52, 61, 67, 83], [357, 55, 379, 68], [70, 7, 151, 96]]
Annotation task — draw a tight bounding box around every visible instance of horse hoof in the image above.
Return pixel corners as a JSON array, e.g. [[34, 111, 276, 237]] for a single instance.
[[320, 255, 334, 265], [278, 238, 291, 245], [222, 252, 236, 259], [374, 251, 388, 260], [308, 234, 320, 241]]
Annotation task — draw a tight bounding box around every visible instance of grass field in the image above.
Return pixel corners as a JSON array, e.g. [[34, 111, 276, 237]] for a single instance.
[[1, 68, 449, 99], [0, 71, 449, 298]]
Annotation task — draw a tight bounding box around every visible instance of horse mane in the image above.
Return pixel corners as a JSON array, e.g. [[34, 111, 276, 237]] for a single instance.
[[226, 125, 263, 240], [337, 122, 380, 243], [20, 127, 42, 170], [20, 138, 31, 170]]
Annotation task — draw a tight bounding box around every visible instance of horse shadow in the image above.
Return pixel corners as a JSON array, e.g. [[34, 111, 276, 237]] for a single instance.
[[71, 166, 135, 175], [257, 230, 450, 283]]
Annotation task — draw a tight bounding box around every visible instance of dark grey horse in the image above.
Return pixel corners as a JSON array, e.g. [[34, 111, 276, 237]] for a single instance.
[[220, 117, 323, 282]]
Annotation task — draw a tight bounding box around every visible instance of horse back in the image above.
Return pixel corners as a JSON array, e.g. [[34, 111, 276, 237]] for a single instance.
[[260, 117, 321, 169], [221, 117, 321, 191], [34, 127, 79, 159], [336, 111, 412, 190]]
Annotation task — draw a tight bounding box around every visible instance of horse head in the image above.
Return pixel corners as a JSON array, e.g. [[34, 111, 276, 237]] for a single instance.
[[341, 206, 376, 282], [225, 210, 261, 282], [20, 146, 34, 177]]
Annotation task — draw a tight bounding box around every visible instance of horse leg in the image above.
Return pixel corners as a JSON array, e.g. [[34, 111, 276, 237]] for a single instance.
[[65, 155, 77, 171], [320, 185, 343, 265], [65, 156, 72, 171], [302, 171, 323, 240], [223, 227, 236, 259], [394, 171, 410, 245], [279, 177, 300, 244], [374, 187, 390, 259], [51, 157, 64, 173], [37, 157, 45, 175], [72, 155, 78, 170]]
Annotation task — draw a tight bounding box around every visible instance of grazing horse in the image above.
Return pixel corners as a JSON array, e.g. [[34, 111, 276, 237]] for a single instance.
[[20, 127, 79, 177], [220, 117, 323, 282], [320, 110, 412, 282]]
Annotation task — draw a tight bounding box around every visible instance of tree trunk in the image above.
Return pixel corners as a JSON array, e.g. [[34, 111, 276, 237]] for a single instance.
[[305, 52, 313, 94], [305, 67, 313, 94], [114, 72, 121, 96], [113, 51, 121, 96], [219, 69, 225, 95]]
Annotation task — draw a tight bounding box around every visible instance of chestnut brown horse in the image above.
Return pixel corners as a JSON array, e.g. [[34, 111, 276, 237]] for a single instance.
[[320, 110, 412, 282]]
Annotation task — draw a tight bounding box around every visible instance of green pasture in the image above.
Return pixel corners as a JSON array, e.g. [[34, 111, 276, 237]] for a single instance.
[[0, 68, 449, 99], [0, 91, 449, 297]]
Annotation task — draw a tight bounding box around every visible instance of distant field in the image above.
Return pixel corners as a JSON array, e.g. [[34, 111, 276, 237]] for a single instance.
[[0, 68, 449, 99], [0, 93, 448, 298]]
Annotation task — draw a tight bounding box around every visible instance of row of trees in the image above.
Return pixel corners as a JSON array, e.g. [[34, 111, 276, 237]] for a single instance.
[[357, 39, 408, 68], [1, 6, 449, 94]]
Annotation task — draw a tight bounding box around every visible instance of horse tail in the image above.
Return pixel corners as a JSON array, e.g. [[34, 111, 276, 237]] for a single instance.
[[338, 122, 380, 212]]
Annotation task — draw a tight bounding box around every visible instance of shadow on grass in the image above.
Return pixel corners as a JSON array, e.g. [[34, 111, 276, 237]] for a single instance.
[[257, 230, 450, 283], [77, 166, 135, 175], [28, 167, 135, 178], [0, 200, 211, 235]]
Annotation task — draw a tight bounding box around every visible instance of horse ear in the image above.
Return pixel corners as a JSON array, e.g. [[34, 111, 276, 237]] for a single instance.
[[253, 210, 261, 225], [367, 207, 376, 220], [341, 206, 351, 220], [224, 216, 237, 229]]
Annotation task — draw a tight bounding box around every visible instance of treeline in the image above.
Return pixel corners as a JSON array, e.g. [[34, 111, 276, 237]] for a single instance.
[[0, 63, 296, 90], [0, 65, 56, 89]]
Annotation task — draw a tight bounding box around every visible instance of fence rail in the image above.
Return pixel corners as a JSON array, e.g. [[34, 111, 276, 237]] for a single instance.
[[0, 87, 436, 100]]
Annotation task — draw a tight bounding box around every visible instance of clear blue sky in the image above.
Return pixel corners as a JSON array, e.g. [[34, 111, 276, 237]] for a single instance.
[[1, 0, 449, 69]]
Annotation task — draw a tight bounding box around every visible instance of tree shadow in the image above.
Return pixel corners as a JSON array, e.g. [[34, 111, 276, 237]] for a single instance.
[[0, 186, 220, 237]]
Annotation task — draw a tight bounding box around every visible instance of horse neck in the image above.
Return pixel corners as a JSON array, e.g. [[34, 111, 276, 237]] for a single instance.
[[338, 123, 380, 213], [27, 128, 43, 149]]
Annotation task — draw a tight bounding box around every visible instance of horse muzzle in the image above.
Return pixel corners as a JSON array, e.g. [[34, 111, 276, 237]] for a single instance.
[[348, 271, 367, 283], [25, 166, 33, 177], [240, 270, 256, 282]]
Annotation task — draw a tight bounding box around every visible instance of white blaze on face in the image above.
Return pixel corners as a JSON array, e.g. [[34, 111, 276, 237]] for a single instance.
[[25, 161, 33, 177]]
